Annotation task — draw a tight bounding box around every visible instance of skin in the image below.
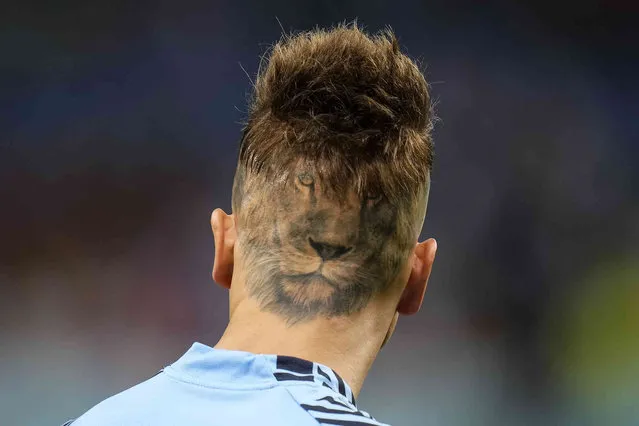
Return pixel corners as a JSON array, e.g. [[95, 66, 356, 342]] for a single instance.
[[212, 166, 437, 397], [243, 167, 406, 323]]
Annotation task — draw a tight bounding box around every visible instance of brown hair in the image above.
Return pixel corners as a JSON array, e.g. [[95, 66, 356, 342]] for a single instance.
[[234, 23, 434, 210], [230, 24, 435, 321]]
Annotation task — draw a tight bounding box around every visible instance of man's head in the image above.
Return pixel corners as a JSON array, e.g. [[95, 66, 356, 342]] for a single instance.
[[212, 24, 437, 326]]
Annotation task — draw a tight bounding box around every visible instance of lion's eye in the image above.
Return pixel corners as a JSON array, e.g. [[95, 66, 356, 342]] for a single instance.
[[298, 173, 314, 187], [365, 193, 383, 207]]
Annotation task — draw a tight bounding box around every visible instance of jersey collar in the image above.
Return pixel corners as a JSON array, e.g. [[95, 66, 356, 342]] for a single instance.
[[168, 342, 357, 406]]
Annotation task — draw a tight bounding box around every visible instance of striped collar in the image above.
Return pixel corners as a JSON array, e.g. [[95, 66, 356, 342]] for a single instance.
[[274, 355, 357, 406], [168, 342, 357, 406]]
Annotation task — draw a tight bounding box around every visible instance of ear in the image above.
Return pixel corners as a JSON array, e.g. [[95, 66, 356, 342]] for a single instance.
[[397, 238, 437, 316], [211, 208, 237, 289]]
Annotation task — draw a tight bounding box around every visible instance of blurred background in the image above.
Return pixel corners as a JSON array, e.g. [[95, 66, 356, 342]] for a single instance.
[[1, 1, 638, 425]]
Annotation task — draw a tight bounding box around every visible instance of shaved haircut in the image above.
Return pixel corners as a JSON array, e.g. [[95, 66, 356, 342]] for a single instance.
[[232, 24, 434, 323]]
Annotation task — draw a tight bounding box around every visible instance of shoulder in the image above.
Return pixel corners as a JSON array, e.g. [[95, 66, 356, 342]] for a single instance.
[[284, 385, 391, 426], [59, 370, 166, 426], [61, 370, 321, 426]]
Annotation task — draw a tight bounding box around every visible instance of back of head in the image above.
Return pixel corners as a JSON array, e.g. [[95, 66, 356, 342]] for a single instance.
[[233, 24, 434, 323]]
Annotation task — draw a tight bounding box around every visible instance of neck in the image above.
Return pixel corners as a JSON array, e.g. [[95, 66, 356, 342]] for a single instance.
[[215, 297, 395, 397]]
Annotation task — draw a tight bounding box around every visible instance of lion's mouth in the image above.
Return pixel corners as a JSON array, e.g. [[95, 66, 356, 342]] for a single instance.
[[283, 271, 339, 289]]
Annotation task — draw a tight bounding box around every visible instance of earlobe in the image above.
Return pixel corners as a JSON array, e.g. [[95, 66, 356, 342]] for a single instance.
[[397, 238, 437, 316], [211, 209, 236, 289]]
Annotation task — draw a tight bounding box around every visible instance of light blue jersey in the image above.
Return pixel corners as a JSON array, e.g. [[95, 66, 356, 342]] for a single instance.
[[63, 342, 389, 426]]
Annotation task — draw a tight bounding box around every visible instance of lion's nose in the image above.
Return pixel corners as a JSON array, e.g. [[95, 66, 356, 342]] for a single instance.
[[309, 237, 352, 261]]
